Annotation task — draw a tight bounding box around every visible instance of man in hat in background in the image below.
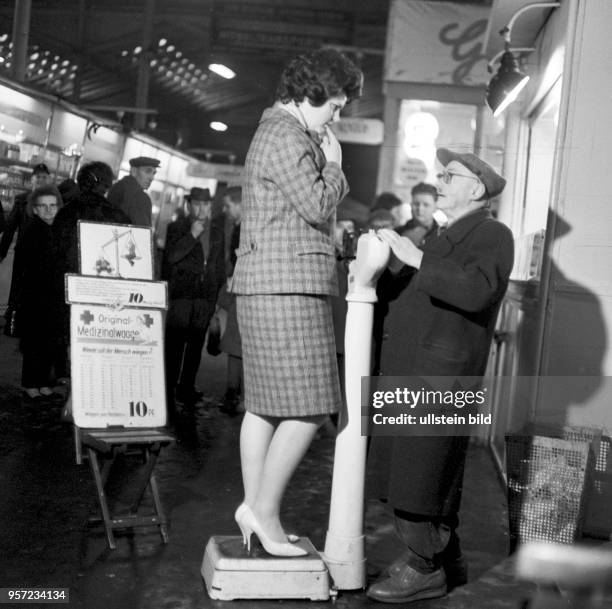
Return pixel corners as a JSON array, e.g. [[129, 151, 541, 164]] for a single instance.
[[367, 148, 514, 603], [162, 187, 225, 416], [0, 163, 52, 332], [107, 156, 160, 227]]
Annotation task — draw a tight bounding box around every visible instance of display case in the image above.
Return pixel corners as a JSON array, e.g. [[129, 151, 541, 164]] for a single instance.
[[0, 83, 52, 212]]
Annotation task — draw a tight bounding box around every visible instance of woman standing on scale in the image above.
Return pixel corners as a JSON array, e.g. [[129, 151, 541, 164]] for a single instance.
[[231, 49, 363, 556]]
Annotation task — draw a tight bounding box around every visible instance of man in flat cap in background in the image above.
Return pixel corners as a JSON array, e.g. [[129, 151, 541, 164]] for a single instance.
[[367, 148, 514, 603], [0, 163, 52, 332], [162, 187, 225, 418], [107, 156, 160, 227]]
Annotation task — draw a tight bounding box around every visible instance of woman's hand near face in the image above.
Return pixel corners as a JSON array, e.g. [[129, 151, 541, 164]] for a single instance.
[[320, 126, 342, 166], [376, 228, 423, 269]]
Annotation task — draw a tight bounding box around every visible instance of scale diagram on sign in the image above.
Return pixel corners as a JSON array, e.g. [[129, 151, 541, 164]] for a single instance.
[[78, 221, 154, 280], [95, 228, 142, 276]]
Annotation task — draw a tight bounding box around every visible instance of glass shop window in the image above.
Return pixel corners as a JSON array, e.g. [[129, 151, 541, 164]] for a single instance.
[[392, 100, 478, 205], [511, 79, 561, 281]]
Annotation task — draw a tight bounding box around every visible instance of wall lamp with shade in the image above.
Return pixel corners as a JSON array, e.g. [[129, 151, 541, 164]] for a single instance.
[[486, 2, 560, 117]]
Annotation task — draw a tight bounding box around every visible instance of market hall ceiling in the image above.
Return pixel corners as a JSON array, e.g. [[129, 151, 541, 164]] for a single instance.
[[0, 0, 491, 163]]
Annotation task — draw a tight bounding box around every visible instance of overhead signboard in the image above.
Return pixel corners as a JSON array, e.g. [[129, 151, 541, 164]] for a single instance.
[[186, 161, 244, 183], [386, 0, 490, 86], [331, 118, 384, 145]]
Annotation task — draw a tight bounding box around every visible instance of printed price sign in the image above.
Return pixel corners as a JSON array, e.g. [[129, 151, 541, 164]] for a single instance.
[[70, 304, 166, 427], [65, 274, 167, 309]]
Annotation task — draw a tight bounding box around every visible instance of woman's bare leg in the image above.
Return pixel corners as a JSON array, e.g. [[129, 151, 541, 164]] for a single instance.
[[250, 415, 324, 541], [239, 411, 275, 506]]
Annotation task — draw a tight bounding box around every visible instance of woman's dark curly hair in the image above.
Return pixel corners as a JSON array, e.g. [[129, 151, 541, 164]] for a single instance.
[[277, 49, 363, 107], [76, 161, 114, 193]]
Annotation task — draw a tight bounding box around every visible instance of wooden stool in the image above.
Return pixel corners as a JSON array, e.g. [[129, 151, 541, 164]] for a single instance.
[[75, 426, 175, 550]]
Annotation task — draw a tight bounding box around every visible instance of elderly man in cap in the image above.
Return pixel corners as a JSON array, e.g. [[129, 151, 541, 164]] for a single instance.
[[162, 187, 225, 414], [367, 148, 514, 603], [107, 156, 160, 227], [0, 163, 52, 332]]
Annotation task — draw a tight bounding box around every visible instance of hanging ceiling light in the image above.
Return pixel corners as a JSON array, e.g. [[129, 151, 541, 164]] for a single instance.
[[485, 2, 560, 116], [208, 63, 236, 79], [210, 121, 228, 132]]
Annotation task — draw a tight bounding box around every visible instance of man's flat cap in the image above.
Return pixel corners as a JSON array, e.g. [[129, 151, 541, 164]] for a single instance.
[[129, 156, 160, 168], [437, 148, 506, 199]]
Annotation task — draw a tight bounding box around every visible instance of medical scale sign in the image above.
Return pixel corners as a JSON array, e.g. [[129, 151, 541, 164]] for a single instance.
[[78, 221, 154, 280], [65, 274, 168, 309], [70, 304, 166, 427]]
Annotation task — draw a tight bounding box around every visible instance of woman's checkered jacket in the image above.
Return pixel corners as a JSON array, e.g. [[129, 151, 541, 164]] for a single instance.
[[232, 106, 349, 297]]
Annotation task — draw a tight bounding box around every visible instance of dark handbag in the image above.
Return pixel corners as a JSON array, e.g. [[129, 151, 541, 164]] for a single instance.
[[206, 314, 221, 356], [3, 307, 20, 337]]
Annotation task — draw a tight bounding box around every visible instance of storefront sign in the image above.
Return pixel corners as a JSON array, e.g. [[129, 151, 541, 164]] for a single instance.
[[386, 0, 490, 86], [65, 274, 168, 309], [186, 161, 244, 183], [331, 118, 384, 145], [71, 304, 166, 427]]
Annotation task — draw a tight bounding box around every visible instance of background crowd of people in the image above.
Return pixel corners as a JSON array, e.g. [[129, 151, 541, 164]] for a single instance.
[[0, 157, 244, 410]]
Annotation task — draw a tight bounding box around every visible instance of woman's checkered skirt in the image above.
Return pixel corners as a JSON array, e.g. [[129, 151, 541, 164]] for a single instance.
[[237, 294, 342, 417]]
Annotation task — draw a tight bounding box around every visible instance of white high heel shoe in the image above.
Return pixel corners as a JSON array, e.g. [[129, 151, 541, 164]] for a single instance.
[[235, 503, 299, 543], [234, 504, 307, 557]]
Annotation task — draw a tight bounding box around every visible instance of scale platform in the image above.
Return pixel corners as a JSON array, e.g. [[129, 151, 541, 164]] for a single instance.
[[201, 536, 332, 601]]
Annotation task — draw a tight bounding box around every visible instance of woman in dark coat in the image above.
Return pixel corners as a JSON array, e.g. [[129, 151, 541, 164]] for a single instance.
[[53, 162, 130, 278], [52, 162, 130, 366], [17, 186, 65, 398]]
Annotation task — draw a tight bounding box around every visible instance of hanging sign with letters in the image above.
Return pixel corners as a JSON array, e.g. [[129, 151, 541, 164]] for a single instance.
[[385, 0, 490, 86]]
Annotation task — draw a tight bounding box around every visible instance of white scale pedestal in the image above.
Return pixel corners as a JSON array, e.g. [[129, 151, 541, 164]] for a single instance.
[[201, 536, 333, 601]]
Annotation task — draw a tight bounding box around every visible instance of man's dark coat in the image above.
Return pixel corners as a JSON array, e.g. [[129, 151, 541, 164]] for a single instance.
[[162, 215, 225, 328], [371, 208, 514, 516]]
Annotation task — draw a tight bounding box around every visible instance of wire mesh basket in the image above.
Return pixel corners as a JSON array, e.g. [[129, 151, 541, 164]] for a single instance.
[[505, 426, 600, 547]]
